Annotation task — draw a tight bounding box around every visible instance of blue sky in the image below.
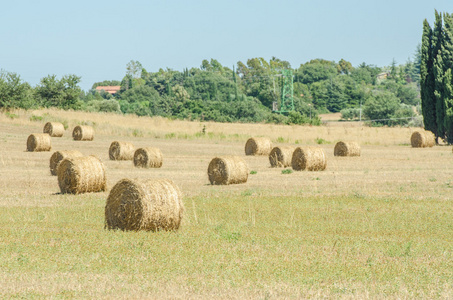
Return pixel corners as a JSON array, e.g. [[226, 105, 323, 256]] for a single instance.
[[0, 0, 451, 90]]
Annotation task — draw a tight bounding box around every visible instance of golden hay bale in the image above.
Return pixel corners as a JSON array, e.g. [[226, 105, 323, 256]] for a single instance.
[[334, 141, 361, 157], [105, 178, 184, 232], [109, 141, 135, 161], [291, 147, 327, 171], [245, 137, 273, 156], [57, 155, 106, 194], [26, 133, 51, 152], [43, 122, 64, 137], [207, 156, 248, 185], [269, 146, 295, 167], [411, 130, 435, 148], [72, 125, 94, 141], [133, 147, 163, 168], [49, 150, 83, 176]]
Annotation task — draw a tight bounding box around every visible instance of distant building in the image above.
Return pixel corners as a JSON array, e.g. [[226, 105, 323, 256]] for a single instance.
[[95, 86, 121, 95], [376, 72, 389, 80]]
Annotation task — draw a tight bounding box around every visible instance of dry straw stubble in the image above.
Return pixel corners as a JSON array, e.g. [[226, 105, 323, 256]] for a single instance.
[[43, 122, 64, 137], [109, 141, 135, 160], [291, 146, 327, 171], [72, 125, 94, 141], [411, 130, 435, 148], [105, 178, 184, 231], [208, 156, 249, 185], [269, 146, 295, 167], [27, 133, 51, 152], [133, 147, 163, 168], [49, 150, 83, 176], [57, 155, 106, 194], [245, 137, 273, 156], [334, 141, 361, 157]]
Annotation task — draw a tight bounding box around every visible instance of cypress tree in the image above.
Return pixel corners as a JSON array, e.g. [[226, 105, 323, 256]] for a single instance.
[[433, 11, 445, 140], [420, 19, 437, 137], [442, 13, 453, 142]]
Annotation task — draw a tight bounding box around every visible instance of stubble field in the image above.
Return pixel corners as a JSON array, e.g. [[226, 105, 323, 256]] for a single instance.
[[0, 108, 452, 299]]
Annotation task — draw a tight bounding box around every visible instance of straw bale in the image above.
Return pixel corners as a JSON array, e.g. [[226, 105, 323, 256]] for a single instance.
[[207, 156, 248, 185], [49, 150, 83, 176], [57, 155, 106, 194], [411, 130, 435, 148], [109, 141, 135, 160], [105, 178, 184, 232], [26, 133, 51, 152], [291, 147, 327, 171], [43, 122, 64, 137], [134, 147, 163, 168], [269, 146, 295, 167], [334, 141, 361, 157], [72, 125, 94, 141], [245, 137, 272, 156]]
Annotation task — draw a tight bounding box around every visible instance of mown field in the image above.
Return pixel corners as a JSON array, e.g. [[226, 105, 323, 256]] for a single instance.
[[1, 108, 453, 299]]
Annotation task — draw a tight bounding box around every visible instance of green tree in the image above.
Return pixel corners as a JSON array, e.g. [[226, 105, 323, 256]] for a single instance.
[[0, 71, 34, 109], [36, 74, 82, 109], [363, 91, 400, 125]]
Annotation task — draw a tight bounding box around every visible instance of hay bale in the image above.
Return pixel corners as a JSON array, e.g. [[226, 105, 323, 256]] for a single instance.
[[334, 141, 361, 157], [269, 146, 295, 167], [245, 137, 272, 156], [26, 133, 51, 152], [207, 156, 248, 185], [291, 147, 327, 171], [57, 155, 106, 194], [49, 150, 83, 176], [72, 125, 94, 141], [109, 141, 135, 161], [411, 130, 435, 148], [105, 178, 184, 232], [133, 147, 163, 168], [43, 122, 64, 137]]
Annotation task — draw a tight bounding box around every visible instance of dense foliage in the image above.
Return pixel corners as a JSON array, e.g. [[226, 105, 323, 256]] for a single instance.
[[421, 11, 453, 143], [0, 52, 422, 126]]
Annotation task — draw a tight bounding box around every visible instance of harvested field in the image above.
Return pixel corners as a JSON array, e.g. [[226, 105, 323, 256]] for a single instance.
[[1, 109, 453, 299]]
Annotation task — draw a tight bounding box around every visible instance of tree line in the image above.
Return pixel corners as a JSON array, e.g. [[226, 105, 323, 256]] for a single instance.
[[421, 11, 453, 143], [1, 53, 422, 126]]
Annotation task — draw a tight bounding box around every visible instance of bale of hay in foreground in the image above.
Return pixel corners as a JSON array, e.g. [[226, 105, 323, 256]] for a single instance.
[[133, 147, 163, 168], [208, 156, 248, 185], [57, 155, 106, 194], [105, 178, 184, 232], [109, 141, 135, 161], [27, 133, 51, 152], [269, 146, 295, 167], [72, 125, 94, 141], [49, 150, 83, 176], [411, 130, 435, 148], [291, 147, 327, 171], [245, 137, 272, 156], [43, 122, 64, 137], [334, 141, 361, 157]]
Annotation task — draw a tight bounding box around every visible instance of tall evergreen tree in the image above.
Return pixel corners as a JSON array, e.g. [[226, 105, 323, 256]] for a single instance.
[[420, 19, 437, 137], [441, 13, 453, 142], [433, 11, 445, 139]]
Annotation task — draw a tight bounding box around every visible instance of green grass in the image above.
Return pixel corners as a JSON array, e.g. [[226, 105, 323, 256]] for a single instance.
[[1, 192, 452, 298]]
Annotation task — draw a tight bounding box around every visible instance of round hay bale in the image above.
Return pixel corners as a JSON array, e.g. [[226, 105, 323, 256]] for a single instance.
[[57, 155, 106, 194], [133, 147, 163, 168], [269, 146, 295, 167], [207, 156, 248, 185], [334, 141, 361, 157], [411, 130, 435, 148], [105, 178, 184, 232], [26, 133, 51, 152], [291, 147, 327, 171], [72, 125, 94, 141], [109, 141, 135, 161], [43, 122, 64, 137], [245, 137, 272, 156], [49, 150, 83, 176]]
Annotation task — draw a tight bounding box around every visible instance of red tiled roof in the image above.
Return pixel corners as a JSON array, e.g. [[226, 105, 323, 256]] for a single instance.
[[95, 86, 121, 94]]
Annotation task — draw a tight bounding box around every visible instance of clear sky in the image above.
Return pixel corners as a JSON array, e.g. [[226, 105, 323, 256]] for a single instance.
[[0, 0, 451, 90]]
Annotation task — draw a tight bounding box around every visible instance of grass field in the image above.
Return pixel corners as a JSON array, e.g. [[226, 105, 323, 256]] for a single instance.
[[1, 108, 453, 298]]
